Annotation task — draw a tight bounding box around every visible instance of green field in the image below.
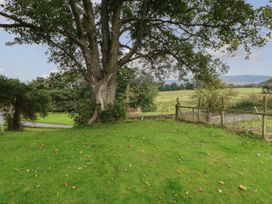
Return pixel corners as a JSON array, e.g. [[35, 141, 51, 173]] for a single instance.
[[1, 120, 272, 203], [155, 87, 263, 114]]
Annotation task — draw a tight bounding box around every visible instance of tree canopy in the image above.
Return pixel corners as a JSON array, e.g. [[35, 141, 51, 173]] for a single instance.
[[0, 0, 271, 122]]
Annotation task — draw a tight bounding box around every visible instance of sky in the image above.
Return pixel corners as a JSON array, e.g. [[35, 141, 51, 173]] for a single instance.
[[0, 0, 271, 81]]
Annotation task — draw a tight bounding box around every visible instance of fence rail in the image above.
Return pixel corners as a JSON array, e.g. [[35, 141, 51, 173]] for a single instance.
[[175, 95, 271, 139]]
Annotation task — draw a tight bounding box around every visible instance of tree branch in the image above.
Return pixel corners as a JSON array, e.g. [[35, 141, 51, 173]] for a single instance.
[[0, 11, 83, 46], [68, 0, 85, 40], [101, 0, 111, 69], [109, 0, 123, 69], [119, 0, 150, 66]]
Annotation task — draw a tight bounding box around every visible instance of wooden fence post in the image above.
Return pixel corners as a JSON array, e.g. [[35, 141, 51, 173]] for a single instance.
[[175, 103, 179, 120], [175, 97, 180, 120], [221, 97, 225, 127], [197, 97, 201, 123], [262, 95, 267, 138], [208, 111, 211, 124], [192, 108, 195, 122]]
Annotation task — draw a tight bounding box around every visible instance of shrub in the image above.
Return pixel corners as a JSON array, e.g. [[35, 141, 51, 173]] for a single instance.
[[231, 100, 260, 111], [194, 80, 237, 113], [72, 99, 95, 125], [232, 94, 272, 111], [72, 101, 126, 125], [100, 102, 126, 122]]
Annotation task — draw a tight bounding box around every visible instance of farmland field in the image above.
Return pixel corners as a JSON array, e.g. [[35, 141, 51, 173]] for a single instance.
[[155, 87, 263, 114], [1, 120, 272, 203]]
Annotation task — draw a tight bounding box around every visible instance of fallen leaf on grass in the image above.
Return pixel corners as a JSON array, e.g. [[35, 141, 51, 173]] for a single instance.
[[144, 181, 150, 186], [218, 181, 224, 185], [198, 188, 205, 192], [64, 182, 69, 187], [15, 168, 20, 172], [239, 185, 247, 191], [217, 189, 223, 193]]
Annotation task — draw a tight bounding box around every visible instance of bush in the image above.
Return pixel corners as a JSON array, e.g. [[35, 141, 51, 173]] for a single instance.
[[100, 102, 126, 122], [72, 100, 126, 125], [231, 100, 260, 111], [232, 94, 272, 111], [72, 99, 95, 125], [194, 80, 237, 113]]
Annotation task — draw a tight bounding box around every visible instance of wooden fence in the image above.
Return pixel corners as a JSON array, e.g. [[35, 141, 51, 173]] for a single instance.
[[175, 95, 272, 139]]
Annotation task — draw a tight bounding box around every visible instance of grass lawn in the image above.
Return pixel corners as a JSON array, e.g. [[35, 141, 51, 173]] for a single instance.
[[36, 113, 74, 126], [1, 120, 272, 203]]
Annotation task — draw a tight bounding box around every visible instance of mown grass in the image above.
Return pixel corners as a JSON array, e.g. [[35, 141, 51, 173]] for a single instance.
[[1, 120, 272, 203]]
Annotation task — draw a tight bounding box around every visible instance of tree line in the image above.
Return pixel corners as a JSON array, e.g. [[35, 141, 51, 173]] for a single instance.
[[0, 68, 159, 130], [159, 81, 202, 91]]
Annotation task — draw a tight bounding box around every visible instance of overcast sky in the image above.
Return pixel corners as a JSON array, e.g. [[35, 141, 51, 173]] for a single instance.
[[0, 0, 271, 81]]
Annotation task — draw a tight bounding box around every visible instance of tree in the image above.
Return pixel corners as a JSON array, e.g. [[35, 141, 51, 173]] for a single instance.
[[31, 72, 81, 112], [185, 82, 194, 90], [0, 76, 49, 130], [0, 0, 271, 123], [117, 69, 158, 112], [194, 80, 237, 113]]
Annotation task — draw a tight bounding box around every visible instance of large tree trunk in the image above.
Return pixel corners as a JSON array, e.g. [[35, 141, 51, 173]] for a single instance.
[[88, 75, 117, 124]]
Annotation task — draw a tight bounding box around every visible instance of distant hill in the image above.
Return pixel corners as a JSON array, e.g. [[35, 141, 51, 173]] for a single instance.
[[165, 75, 271, 86], [220, 75, 271, 85], [260, 78, 272, 86]]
